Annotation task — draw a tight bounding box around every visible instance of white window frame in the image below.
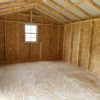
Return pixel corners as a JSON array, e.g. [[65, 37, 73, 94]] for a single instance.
[[25, 24, 38, 42]]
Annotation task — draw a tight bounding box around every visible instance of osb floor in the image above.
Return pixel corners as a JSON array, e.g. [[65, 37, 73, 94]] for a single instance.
[[0, 61, 100, 100]]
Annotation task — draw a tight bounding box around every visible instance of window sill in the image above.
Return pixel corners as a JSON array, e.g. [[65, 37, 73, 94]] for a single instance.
[[25, 41, 37, 43]]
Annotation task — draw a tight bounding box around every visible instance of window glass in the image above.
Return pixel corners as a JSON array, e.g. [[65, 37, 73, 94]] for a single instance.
[[25, 24, 37, 42]]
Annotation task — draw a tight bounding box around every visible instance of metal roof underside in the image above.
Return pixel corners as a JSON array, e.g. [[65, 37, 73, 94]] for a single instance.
[[0, 0, 99, 23]]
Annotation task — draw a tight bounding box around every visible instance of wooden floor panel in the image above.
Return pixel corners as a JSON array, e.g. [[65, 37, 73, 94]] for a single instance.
[[0, 61, 100, 100]]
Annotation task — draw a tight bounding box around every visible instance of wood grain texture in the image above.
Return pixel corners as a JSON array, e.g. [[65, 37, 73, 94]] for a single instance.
[[42, 24, 52, 60], [71, 23, 81, 66], [6, 22, 18, 62], [0, 61, 100, 100], [63, 24, 72, 62], [0, 21, 63, 63], [31, 43, 41, 61], [79, 21, 92, 70], [63, 18, 100, 76], [38, 25, 43, 42], [18, 43, 30, 61], [0, 22, 5, 63], [51, 25, 60, 60], [90, 19, 100, 76], [2, 12, 60, 24], [59, 25, 64, 60]]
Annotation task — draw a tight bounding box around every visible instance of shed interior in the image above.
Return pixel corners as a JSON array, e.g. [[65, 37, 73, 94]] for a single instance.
[[0, 0, 100, 99]]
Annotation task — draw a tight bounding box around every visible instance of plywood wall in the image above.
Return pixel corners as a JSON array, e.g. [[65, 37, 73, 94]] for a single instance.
[[71, 23, 81, 66], [79, 21, 92, 70], [6, 22, 18, 62], [63, 18, 100, 76], [0, 21, 64, 64], [59, 25, 64, 60], [63, 24, 72, 62], [90, 19, 100, 76], [42, 24, 52, 60], [1, 12, 60, 24], [0, 22, 5, 63]]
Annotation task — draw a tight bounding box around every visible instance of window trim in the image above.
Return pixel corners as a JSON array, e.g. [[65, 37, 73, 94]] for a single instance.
[[25, 23, 38, 43]]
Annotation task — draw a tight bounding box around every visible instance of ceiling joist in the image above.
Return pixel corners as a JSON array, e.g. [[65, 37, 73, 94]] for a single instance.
[[46, 0, 82, 21], [67, 0, 93, 18], [37, 4, 68, 23], [0, 3, 38, 16], [0, 0, 99, 24], [42, 2, 73, 22], [35, 7, 64, 23], [86, 0, 100, 10]]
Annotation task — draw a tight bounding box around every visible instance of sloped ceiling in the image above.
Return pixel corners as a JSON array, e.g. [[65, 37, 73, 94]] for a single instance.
[[0, 0, 100, 23]]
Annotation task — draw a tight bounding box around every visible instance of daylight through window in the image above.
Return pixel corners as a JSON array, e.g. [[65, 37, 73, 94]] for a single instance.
[[25, 24, 37, 42]]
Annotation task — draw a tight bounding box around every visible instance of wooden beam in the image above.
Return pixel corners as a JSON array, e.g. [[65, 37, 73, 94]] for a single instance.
[[35, 7, 64, 23], [86, 0, 100, 10], [68, 1, 93, 18], [0, 1, 33, 9], [19, 13, 41, 17], [42, 3, 72, 22], [0, 3, 38, 16], [0, 19, 62, 25], [40, 4, 70, 23], [30, 10, 33, 23], [0, 0, 15, 4], [36, 4, 66, 23], [51, 0, 82, 21], [33, 9, 61, 24]]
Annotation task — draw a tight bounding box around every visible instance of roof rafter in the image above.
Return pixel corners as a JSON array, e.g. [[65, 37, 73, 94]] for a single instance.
[[0, 3, 38, 16], [31, 9, 61, 23], [86, 0, 100, 10], [35, 7, 64, 23], [0, 1, 32, 9], [51, 0, 82, 20], [42, 1, 73, 22], [19, 13, 41, 17], [38, 3, 70, 23], [66, 0, 93, 18]]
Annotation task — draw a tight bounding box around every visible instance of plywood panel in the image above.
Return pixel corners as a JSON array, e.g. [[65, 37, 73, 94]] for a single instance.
[[90, 19, 100, 76], [18, 43, 30, 61], [6, 22, 17, 62], [63, 25, 67, 60], [18, 15, 30, 22], [63, 18, 100, 76], [79, 21, 92, 70], [0, 19, 63, 63], [4, 14, 18, 21], [51, 25, 59, 60], [71, 23, 81, 66], [64, 24, 72, 62], [38, 25, 43, 42], [31, 43, 41, 61], [42, 24, 52, 60], [32, 17, 43, 23], [0, 22, 5, 63], [59, 25, 64, 60], [19, 23, 25, 42]]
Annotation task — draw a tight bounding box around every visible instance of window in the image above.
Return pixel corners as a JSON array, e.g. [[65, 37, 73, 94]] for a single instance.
[[25, 24, 37, 42]]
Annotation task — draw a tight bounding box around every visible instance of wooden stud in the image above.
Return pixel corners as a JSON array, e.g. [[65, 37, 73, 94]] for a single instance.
[[30, 10, 33, 23], [88, 20, 94, 71]]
